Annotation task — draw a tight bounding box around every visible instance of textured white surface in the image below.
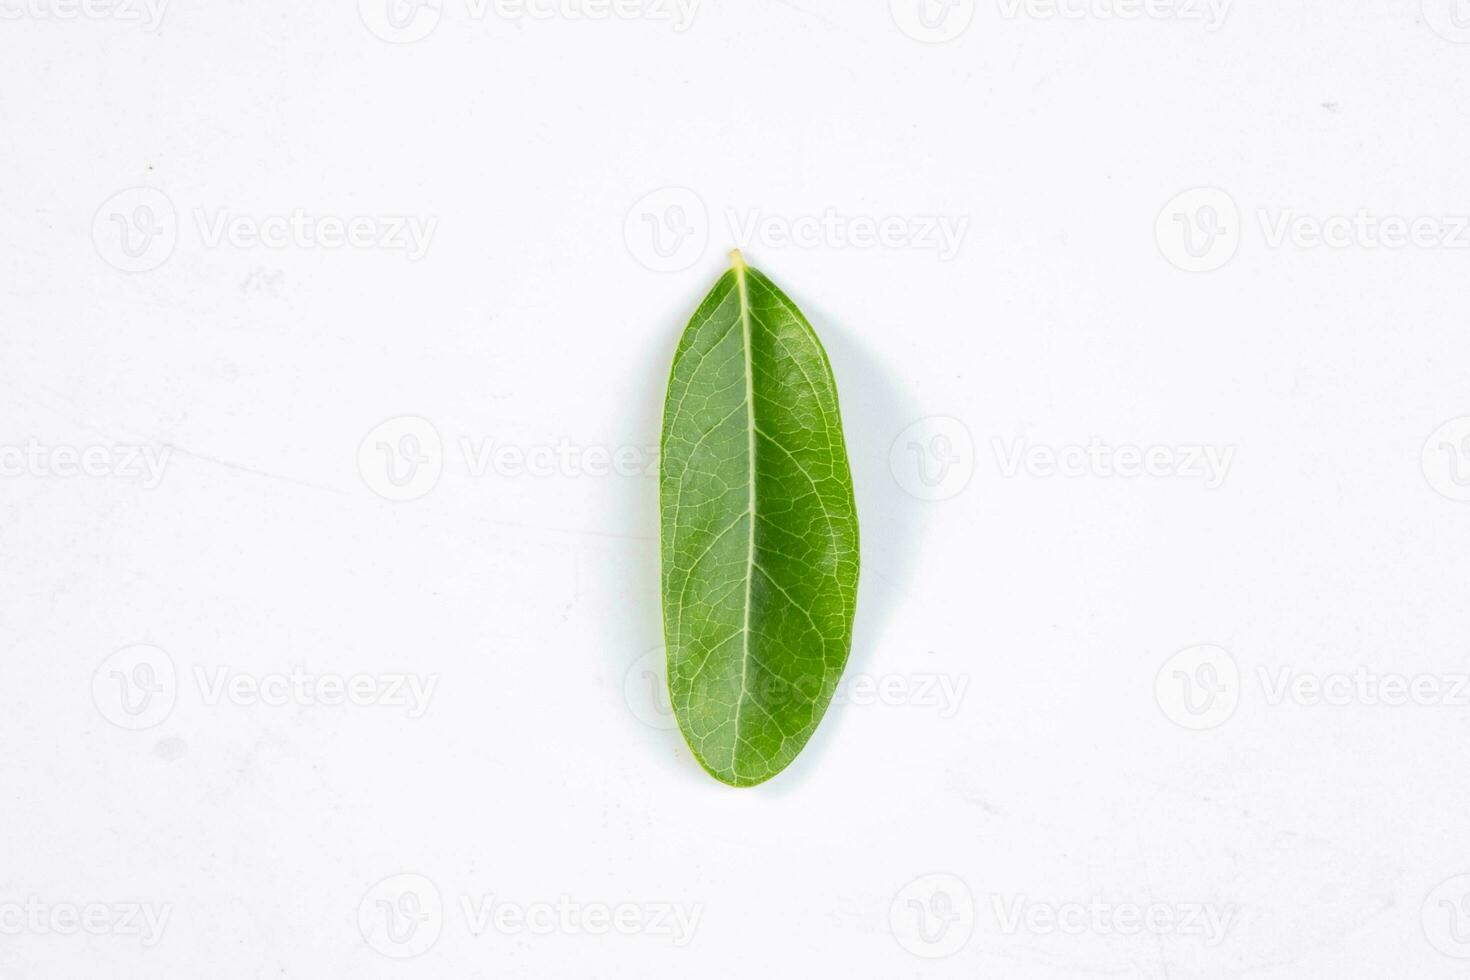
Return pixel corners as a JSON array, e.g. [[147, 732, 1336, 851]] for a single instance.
[[4, 1, 1470, 976]]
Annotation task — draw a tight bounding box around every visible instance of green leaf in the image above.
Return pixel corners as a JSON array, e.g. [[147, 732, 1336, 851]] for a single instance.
[[660, 251, 860, 787]]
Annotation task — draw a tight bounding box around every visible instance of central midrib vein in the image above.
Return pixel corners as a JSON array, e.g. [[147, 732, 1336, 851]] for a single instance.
[[732, 250, 756, 766]]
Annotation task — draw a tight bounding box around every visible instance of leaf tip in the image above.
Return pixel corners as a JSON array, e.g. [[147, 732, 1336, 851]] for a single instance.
[[728, 248, 748, 271]]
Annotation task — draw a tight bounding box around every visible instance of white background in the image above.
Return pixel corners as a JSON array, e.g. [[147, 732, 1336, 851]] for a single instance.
[[4, 0, 1470, 976]]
